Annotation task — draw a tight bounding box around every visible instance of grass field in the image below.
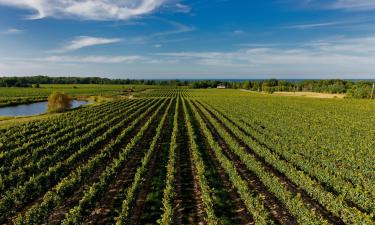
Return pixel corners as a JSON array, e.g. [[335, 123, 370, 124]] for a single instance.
[[0, 88, 374, 225], [273, 91, 346, 98], [241, 89, 347, 99]]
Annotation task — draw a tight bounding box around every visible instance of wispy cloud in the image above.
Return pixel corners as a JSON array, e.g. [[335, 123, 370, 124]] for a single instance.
[[284, 22, 342, 29], [174, 3, 191, 13], [155, 35, 375, 73], [294, 0, 375, 11], [149, 19, 195, 38], [0, 0, 188, 20], [3, 55, 144, 64], [117, 19, 194, 45], [0, 28, 24, 34], [54, 36, 122, 53], [328, 0, 375, 10], [233, 30, 245, 35], [39, 55, 143, 64], [283, 16, 375, 31]]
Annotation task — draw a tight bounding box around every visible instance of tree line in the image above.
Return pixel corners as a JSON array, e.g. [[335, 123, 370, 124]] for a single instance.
[[190, 79, 375, 99], [0, 76, 189, 87], [0, 76, 373, 98]]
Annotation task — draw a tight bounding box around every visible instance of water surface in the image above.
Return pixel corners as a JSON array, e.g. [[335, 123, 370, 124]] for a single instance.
[[0, 100, 89, 116]]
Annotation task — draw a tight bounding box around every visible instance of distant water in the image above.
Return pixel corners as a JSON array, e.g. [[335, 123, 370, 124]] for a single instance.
[[0, 100, 89, 117], [167, 79, 375, 82], [222, 79, 375, 82]]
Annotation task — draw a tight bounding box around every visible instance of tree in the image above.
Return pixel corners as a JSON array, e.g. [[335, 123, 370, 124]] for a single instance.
[[242, 81, 251, 90], [47, 92, 72, 113], [347, 84, 372, 99]]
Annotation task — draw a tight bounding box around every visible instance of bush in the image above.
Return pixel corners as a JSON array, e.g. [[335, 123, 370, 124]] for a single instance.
[[347, 85, 371, 99], [47, 92, 72, 113]]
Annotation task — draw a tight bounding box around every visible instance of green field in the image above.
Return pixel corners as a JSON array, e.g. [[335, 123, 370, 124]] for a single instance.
[[0, 88, 373, 225], [0, 84, 158, 107]]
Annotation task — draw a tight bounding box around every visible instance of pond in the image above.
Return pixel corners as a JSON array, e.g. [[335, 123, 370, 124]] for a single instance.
[[0, 100, 89, 117]]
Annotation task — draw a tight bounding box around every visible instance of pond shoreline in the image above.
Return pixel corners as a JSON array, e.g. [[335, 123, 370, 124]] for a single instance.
[[0, 98, 47, 108], [0, 100, 91, 117]]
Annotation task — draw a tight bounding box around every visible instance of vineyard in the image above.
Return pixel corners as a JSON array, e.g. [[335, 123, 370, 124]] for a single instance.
[[0, 88, 374, 225]]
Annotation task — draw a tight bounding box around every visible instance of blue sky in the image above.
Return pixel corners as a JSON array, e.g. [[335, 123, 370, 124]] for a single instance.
[[1, 0, 375, 79]]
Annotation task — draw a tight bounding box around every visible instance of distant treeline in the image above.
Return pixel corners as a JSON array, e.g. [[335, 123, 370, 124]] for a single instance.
[[190, 79, 375, 98], [0, 76, 189, 87], [1, 76, 374, 98]]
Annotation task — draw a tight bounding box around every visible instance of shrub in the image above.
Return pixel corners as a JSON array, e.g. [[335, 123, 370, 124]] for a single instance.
[[347, 85, 371, 99], [47, 92, 72, 113]]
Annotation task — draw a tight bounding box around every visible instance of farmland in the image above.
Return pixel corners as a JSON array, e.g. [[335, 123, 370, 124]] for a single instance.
[[0, 88, 374, 225]]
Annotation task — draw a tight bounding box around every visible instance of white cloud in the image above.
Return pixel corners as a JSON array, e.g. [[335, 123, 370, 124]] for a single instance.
[[174, 3, 191, 13], [153, 44, 162, 48], [3, 35, 375, 78], [54, 36, 122, 53], [0, 0, 175, 20], [0, 28, 24, 34]]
